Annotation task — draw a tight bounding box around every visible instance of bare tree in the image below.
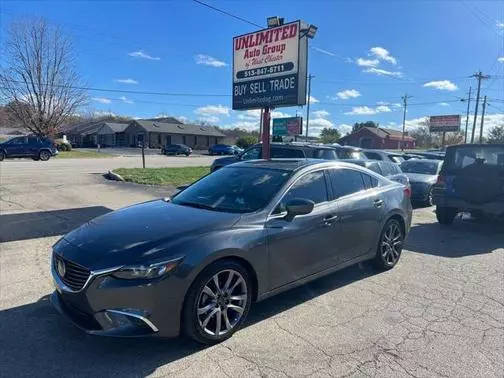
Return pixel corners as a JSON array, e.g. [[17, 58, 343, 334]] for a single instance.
[[0, 19, 87, 136]]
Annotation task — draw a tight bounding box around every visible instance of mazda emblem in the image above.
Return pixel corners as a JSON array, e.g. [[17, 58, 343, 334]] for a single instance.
[[57, 259, 66, 277]]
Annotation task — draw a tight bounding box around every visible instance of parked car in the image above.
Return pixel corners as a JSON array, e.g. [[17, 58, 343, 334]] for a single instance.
[[363, 149, 405, 164], [400, 159, 443, 206], [433, 144, 504, 224], [0, 135, 58, 161], [210, 143, 367, 172], [161, 144, 192, 156], [402, 153, 424, 160], [347, 159, 410, 188], [209, 144, 236, 155], [231, 145, 244, 155], [413, 151, 445, 160], [50, 160, 412, 344]]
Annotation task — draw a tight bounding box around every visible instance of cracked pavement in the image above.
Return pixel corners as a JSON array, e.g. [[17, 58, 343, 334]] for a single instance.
[[1, 158, 503, 377]]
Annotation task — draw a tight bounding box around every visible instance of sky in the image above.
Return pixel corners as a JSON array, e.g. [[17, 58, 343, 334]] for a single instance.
[[1, 0, 503, 137]]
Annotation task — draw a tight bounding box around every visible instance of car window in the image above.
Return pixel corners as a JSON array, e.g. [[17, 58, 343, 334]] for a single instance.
[[172, 167, 291, 213], [400, 161, 440, 175], [274, 170, 327, 214], [366, 162, 383, 175], [380, 162, 394, 176], [330, 169, 366, 197], [362, 173, 379, 189], [314, 149, 338, 160], [447, 146, 504, 170], [389, 155, 405, 163], [271, 147, 305, 159], [6, 137, 26, 144], [338, 149, 364, 160], [28, 136, 39, 144], [241, 147, 261, 160], [364, 151, 382, 160]]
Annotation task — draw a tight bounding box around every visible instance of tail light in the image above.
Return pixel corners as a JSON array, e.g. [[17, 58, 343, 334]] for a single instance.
[[404, 186, 411, 198]]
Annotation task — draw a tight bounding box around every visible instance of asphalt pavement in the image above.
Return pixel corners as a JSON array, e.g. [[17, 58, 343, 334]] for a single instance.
[[0, 158, 503, 377]]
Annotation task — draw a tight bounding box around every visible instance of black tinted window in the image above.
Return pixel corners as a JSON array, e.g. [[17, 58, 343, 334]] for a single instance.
[[364, 152, 382, 160], [275, 171, 327, 213], [362, 173, 379, 189], [366, 162, 382, 175], [330, 169, 366, 197], [314, 149, 338, 160], [28, 136, 39, 144], [447, 146, 504, 169], [271, 148, 304, 158], [241, 147, 261, 160], [380, 162, 394, 176]]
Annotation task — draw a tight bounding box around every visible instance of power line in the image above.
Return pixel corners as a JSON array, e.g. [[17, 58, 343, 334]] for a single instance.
[[192, 0, 262, 28]]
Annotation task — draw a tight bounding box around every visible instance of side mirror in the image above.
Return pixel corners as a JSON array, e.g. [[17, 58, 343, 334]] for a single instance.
[[285, 198, 314, 221]]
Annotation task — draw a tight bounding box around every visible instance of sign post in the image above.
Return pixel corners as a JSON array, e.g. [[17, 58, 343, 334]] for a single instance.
[[232, 19, 313, 159]]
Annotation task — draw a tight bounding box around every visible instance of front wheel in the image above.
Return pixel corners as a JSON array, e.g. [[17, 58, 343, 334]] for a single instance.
[[425, 187, 434, 207], [436, 206, 457, 225], [39, 150, 51, 161], [374, 219, 404, 270], [183, 260, 252, 344]]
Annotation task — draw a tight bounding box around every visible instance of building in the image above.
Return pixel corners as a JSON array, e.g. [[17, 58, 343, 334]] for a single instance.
[[62, 121, 129, 147], [123, 120, 226, 149], [339, 127, 415, 150]]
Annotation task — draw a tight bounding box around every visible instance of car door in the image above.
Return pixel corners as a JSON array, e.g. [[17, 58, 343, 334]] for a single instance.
[[329, 168, 384, 262], [27, 136, 40, 156], [266, 170, 341, 289], [4, 137, 27, 157]]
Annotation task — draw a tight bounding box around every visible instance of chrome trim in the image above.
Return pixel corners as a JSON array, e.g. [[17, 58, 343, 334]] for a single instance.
[[105, 309, 159, 332], [52, 256, 122, 294]]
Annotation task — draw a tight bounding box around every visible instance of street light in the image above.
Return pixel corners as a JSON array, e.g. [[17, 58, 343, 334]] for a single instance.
[[300, 23, 318, 39], [267, 16, 284, 28]]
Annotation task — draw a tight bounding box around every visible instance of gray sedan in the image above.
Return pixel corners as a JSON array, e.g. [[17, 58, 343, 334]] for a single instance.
[[51, 160, 412, 344], [400, 159, 443, 206]]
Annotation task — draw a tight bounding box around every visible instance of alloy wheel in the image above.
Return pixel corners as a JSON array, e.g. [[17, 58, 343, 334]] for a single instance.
[[39, 150, 50, 161], [380, 222, 402, 265], [196, 269, 247, 337]]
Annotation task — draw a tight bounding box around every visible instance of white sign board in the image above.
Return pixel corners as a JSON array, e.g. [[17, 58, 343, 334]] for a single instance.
[[429, 115, 461, 133], [232, 20, 308, 110]]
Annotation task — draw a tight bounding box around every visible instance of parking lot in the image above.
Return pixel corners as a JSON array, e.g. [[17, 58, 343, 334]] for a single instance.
[[1, 158, 503, 377]]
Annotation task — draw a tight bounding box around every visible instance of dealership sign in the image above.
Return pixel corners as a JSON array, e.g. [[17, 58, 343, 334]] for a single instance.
[[429, 115, 461, 133], [232, 21, 308, 110], [272, 117, 303, 136]]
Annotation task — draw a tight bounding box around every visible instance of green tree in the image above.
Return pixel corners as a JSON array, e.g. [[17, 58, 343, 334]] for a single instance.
[[320, 128, 341, 144], [352, 121, 379, 133], [487, 125, 504, 144], [236, 135, 257, 149]]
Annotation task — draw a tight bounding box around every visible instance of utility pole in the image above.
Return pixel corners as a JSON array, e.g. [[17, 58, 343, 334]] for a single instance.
[[470, 71, 490, 143], [479, 96, 487, 143], [462, 87, 471, 143], [305, 74, 314, 141], [401, 94, 412, 151]]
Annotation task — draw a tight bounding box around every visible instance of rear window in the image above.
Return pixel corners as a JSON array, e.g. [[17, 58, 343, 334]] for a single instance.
[[314, 149, 338, 160], [271, 148, 305, 159], [446, 146, 504, 170], [364, 151, 382, 160], [401, 160, 440, 175], [389, 155, 405, 163], [337, 149, 365, 160]]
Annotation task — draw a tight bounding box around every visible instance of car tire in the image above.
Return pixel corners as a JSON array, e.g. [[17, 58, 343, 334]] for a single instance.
[[32, 157, 40, 161], [185, 153, 190, 157], [182, 259, 252, 345], [425, 187, 434, 207], [39, 150, 51, 161], [436, 206, 457, 225], [373, 219, 404, 270], [0, 151, 5, 161]]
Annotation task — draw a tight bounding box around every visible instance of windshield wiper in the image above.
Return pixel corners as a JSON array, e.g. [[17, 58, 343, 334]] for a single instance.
[[175, 201, 216, 211]]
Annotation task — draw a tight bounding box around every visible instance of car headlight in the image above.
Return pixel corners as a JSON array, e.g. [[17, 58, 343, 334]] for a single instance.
[[112, 257, 183, 280]]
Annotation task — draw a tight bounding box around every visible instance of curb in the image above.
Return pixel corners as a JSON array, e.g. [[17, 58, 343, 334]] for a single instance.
[[106, 170, 125, 182]]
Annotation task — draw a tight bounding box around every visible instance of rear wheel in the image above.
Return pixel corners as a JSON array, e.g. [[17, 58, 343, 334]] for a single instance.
[[425, 187, 434, 207], [0, 151, 5, 161], [436, 206, 457, 225], [32, 157, 40, 161], [374, 219, 404, 270], [39, 150, 51, 161], [183, 260, 252, 344]]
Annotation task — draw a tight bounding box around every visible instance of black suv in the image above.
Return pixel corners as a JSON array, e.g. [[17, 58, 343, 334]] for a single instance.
[[433, 144, 504, 224], [210, 143, 366, 172], [161, 144, 192, 156], [0, 135, 58, 161]]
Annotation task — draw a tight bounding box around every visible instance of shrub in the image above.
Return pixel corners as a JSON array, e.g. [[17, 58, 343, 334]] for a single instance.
[[236, 135, 257, 149]]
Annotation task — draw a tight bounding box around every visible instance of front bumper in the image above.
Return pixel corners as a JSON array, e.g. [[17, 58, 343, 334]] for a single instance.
[[50, 257, 183, 338]]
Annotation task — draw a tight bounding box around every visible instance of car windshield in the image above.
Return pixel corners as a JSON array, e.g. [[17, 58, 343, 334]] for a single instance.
[[400, 161, 439, 175], [448, 146, 504, 170], [171, 167, 291, 213]]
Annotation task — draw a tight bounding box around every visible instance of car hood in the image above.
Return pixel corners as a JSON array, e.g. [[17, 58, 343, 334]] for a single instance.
[[56, 199, 241, 268], [213, 156, 239, 165], [405, 173, 437, 184]]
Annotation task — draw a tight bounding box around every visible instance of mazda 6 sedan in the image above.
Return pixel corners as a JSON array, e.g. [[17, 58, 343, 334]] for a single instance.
[[51, 159, 412, 344]]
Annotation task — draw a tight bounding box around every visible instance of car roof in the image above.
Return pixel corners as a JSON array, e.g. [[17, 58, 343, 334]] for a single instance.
[[229, 159, 366, 172]]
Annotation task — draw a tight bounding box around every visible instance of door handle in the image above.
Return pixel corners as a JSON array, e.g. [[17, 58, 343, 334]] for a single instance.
[[322, 214, 339, 226], [373, 199, 384, 208]]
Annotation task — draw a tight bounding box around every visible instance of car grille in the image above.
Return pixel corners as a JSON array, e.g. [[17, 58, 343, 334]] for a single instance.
[[54, 255, 91, 291]]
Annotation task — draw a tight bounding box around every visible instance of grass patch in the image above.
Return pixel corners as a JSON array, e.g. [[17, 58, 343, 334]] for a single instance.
[[56, 150, 113, 159], [113, 166, 210, 186]]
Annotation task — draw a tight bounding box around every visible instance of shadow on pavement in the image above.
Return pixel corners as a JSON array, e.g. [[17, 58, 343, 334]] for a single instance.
[[0, 206, 112, 242], [406, 214, 504, 258], [0, 263, 378, 377]]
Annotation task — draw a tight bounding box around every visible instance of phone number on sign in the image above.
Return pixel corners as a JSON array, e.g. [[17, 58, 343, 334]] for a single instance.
[[238, 63, 294, 79]]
